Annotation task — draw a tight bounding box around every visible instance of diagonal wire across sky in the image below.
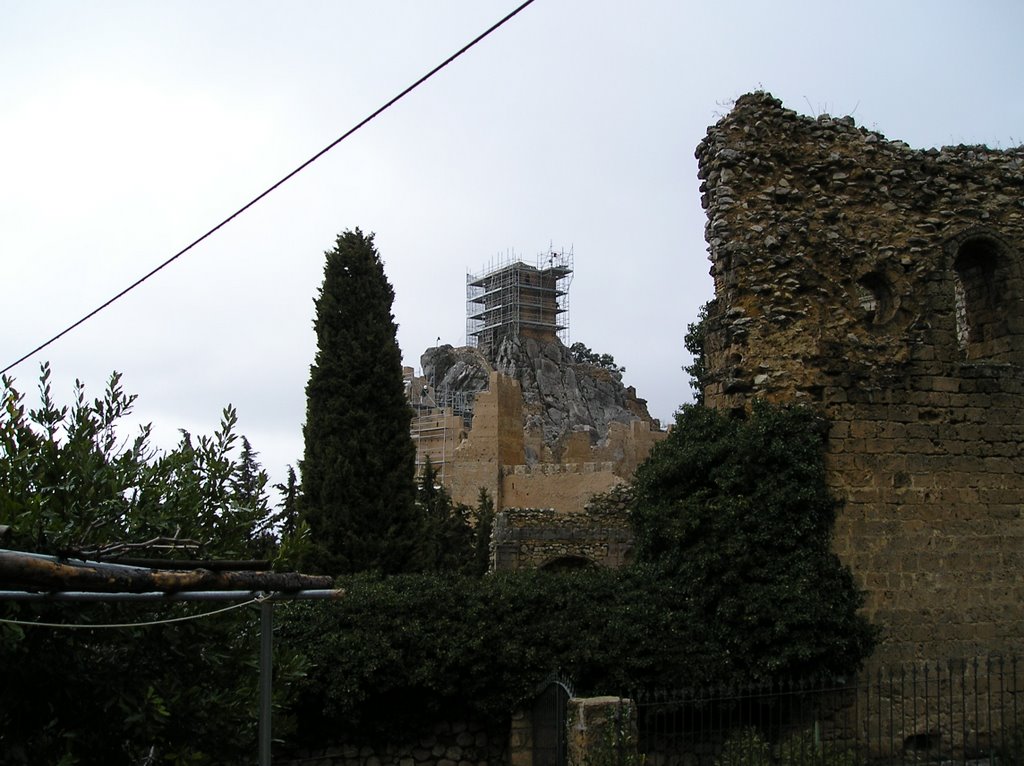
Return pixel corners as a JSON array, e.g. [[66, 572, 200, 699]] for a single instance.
[[1, 0, 537, 377]]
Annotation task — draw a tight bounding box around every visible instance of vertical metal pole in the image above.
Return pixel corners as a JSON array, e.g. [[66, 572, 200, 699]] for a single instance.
[[260, 599, 273, 766]]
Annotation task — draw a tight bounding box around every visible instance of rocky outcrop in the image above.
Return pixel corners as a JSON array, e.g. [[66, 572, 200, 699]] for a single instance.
[[420, 345, 492, 407], [420, 337, 658, 463]]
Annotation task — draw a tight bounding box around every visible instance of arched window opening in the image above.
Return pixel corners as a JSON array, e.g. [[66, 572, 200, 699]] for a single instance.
[[953, 238, 1006, 352], [856, 271, 897, 325], [539, 555, 596, 572]]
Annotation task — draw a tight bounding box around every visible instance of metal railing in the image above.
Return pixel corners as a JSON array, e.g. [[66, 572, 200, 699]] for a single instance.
[[631, 657, 1022, 766]]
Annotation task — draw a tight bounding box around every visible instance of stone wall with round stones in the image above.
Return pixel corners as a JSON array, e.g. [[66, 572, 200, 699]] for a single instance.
[[491, 486, 636, 571], [696, 91, 1024, 662]]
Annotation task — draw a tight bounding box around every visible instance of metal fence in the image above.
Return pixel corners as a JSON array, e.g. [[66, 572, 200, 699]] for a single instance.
[[632, 656, 1022, 766]]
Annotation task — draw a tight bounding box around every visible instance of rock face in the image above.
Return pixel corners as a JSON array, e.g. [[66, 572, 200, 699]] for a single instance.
[[420, 344, 492, 409], [696, 91, 1024, 664], [420, 336, 657, 463]]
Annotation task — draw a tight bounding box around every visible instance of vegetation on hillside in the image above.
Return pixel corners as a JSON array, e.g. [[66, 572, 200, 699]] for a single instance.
[[569, 341, 626, 374]]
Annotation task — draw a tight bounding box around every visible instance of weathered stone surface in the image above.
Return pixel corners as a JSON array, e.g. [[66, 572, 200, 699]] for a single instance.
[[421, 345, 493, 404], [414, 341, 667, 514], [421, 336, 658, 461], [492, 501, 634, 571], [697, 90, 1024, 663], [567, 697, 638, 766]]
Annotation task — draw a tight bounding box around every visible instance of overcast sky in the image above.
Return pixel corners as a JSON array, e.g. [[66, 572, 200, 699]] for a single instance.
[[2, 1, 1022, 494]]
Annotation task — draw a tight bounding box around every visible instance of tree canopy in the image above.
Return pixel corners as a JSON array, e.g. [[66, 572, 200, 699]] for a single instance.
[[568, 341, 625, 374], [299, 229, 425, 575], [631, 401, 877, 678], [0, 364, 303, 765], [683, 299, 713, 405]]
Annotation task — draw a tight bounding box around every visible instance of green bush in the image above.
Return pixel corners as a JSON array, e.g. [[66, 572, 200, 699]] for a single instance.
[[777, 727, 859, 766], [278, 402, 876, 743], [716, 728, 772, 766], [631, 402, 877, 681], [0, 365, 303, 765], [277, 569, 639, 739]]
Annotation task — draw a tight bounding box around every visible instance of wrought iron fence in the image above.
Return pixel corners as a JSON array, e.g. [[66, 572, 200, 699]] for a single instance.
[[631, 656, 1022, 766]]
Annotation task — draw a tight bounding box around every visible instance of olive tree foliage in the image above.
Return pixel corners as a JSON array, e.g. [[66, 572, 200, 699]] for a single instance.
[[0, 364, 304, 765], [0, 364, 292, 558]]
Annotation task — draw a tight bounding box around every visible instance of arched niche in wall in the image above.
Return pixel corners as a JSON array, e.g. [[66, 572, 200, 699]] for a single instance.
[[538, 555, 597, 572], [948, 230, 1021, 362], [855, 270, 899, 326]]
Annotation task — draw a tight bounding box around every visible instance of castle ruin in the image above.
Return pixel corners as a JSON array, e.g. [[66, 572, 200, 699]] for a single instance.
[[696, 92, 1024, 663], [406, 251, 666, 566]]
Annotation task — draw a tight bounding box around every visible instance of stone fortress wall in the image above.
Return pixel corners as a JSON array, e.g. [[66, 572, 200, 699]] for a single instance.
[[408, 365, 655, 571], [491, 486, 635, 571], [408, 339, 666, 518], [696, 91, 1024, 662]]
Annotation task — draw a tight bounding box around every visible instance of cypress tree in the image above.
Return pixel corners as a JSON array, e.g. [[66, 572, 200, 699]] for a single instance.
[[299, 229, 425, 575]]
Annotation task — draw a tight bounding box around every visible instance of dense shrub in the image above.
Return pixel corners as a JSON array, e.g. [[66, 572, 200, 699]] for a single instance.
[[278, 402, 876, 742], [631, 402, 877, 680]]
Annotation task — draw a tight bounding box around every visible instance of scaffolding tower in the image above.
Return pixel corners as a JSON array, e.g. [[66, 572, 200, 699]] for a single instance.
[[466, 248, 573, 358], [407, 374, 477, 486]]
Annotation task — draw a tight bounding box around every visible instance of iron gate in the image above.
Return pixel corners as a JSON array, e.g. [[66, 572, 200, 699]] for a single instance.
[[532, 677, 572, 766]]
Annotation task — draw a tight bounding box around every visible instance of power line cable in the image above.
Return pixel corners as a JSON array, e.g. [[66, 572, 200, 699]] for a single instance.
[[1, 0, 538, 377]]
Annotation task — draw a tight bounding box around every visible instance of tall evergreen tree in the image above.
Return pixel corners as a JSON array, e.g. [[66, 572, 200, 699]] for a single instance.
[[299, 229, 425, 575], [417, 458, 474, 574], [472, 487, 495, 576]]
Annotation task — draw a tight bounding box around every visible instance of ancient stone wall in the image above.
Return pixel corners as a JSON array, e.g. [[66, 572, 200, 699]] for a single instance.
[[491, 498, 633, 571], [445, 372, 527, 509], [696, 91, 1024, 662], [412, 369, 664, 515], [500, 462, 623, 513]]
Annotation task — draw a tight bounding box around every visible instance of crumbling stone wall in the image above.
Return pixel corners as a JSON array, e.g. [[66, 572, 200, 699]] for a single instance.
[[491, 500, 633, 571], [696, 91, 1024, 662], [414, 369, 664, 514]]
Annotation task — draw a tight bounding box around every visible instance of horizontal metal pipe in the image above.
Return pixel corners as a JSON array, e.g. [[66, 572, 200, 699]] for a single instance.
[[0, 589, 344, 602]]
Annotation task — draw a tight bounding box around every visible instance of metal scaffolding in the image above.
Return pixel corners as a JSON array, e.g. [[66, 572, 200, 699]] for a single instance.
[[466, 247, 573, 358], [409, 379, 476, 486]]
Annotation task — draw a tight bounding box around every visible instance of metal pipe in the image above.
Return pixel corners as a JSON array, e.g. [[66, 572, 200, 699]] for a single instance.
[[0, 589, 343, 602], [0, 587, 342, 765], [260, 600, 273, 766]]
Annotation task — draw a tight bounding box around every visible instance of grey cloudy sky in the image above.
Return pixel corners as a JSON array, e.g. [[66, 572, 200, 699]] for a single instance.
[[2, 1, 1022, 492]]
